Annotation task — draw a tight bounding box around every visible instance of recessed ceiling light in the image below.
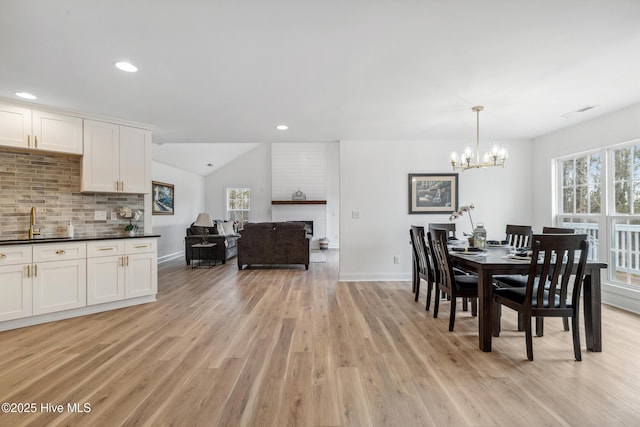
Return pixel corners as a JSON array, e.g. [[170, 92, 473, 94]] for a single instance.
[[115, 61, 138, 73], [16, 92, 37, 100], [276, 124, 289, 130]]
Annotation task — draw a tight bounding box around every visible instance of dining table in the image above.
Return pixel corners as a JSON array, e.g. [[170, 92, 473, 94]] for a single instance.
[[449, 244, 608, 352]]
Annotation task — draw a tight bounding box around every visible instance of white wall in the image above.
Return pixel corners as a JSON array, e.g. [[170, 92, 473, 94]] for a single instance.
[[532, 102, 640, 312], [151, 161, 205, 263], [339, 139, 533, 281], [205, 143, 272, 222]]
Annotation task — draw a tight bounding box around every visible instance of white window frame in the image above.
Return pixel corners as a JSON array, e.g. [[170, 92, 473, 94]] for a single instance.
[[555, 139, 640, 291], [226, 187, 250, 224]]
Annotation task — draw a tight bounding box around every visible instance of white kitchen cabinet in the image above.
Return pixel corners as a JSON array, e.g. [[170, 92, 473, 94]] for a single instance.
[[87, 239, 157, 304], [32, 242, 87, 315], [124, 239, 158, 298], [82, 119, 151, 194], [0, 245, 33, 322], [86, 240, 125, 305], [0, 102, 83, 154]]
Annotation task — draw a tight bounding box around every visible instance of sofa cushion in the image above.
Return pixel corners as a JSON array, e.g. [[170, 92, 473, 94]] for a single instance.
[[221, 221, 236, 235], [216, 223, 226, 236]]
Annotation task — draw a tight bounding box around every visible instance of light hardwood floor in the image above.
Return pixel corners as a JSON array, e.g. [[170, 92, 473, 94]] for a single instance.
[[2, 250, 640, 426]]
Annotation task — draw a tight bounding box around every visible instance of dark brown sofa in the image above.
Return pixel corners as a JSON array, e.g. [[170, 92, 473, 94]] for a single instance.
[[237, 222, 310, 270], [185, 221, 239, 265]]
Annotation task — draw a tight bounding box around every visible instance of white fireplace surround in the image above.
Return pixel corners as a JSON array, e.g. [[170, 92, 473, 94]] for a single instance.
[[271, 204, 326, 249]]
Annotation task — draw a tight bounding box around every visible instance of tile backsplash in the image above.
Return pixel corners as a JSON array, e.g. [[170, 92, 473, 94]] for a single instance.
[[0, 150, 145, 240]]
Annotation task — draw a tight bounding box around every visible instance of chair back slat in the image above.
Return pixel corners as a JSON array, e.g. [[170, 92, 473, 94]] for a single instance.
[[428, 223, 456, 238], [410, 226, 430, 278], [431, 232, 454, 293], [525, 234, 589, 309], [505, 224, 533, 248]]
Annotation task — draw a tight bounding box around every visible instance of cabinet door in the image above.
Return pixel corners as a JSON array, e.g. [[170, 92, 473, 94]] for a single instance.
[[0, 264, 32, 321], [81, 120, 120, 192], [33, 259, 87, 315], [120, 126, 151, 193], [125, 252, 157, 298], [32, 110, 83, 155], [0, 103, 31, 149], [87, 255, 125, 305]]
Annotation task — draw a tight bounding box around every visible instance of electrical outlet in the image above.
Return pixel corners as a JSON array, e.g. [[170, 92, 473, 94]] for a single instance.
[[393, 256, 400, 264], [110, 212, 117, 221], [94, 210, 107, 221]]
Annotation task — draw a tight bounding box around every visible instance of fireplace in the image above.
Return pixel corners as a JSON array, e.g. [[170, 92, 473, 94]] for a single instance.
[[302, 220, 313, 236]]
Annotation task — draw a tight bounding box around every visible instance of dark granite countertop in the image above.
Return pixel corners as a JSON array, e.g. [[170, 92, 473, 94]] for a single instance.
[[0, 234, 161, 246]]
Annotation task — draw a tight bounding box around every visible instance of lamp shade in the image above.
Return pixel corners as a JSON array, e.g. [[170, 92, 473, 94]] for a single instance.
[[193, 212, 214, 227]]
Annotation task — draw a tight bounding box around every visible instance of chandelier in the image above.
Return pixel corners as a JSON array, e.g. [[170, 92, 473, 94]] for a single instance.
[[450, 106, 507, 171]]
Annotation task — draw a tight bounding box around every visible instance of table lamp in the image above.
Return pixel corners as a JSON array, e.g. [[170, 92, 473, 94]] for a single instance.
[[193, 212, 214, 244]]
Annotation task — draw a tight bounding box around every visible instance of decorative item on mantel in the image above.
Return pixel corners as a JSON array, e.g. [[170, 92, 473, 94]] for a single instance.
[[119, 206, 142, 236], [292, 189, 307, 201]]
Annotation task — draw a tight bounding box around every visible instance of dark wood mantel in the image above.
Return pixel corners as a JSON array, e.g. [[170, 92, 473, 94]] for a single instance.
[[271, 200, 327, 205]]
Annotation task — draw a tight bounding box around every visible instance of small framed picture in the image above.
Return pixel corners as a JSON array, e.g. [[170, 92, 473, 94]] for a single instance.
[[152, 181, 174, 215], [408, 173, 458, 214]]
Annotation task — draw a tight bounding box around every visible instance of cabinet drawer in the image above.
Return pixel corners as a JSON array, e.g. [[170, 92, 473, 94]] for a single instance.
[[125, 239, 156, 254], [33, 242, 86, 262], [87, 240, 125, 257], [0, 245, 32, 266]]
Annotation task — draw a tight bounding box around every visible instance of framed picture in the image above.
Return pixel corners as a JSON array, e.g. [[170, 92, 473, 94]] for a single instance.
[[408, 173, 458, 214], [152, 181, 175, 215]]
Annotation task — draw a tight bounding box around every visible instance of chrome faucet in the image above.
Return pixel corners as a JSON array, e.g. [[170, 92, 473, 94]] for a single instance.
[[29, 207, 40, 239]]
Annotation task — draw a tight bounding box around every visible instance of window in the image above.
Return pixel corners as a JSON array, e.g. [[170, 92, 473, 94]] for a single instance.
[[226, 187, 250, 224], [556, 139, 640, 287], [557, 152, 602, 261]]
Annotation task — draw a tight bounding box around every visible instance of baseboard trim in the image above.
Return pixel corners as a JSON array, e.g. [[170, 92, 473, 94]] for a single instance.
[[0, 295, 157, 332], [158, 251, 184, 264]]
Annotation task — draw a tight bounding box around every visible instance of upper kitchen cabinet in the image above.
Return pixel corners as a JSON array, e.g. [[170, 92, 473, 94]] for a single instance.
[[82, 120, 151, 194], [0, 102, 83, 155]]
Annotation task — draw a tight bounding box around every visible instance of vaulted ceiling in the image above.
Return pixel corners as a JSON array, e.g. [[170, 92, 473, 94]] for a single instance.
[[2, 1, 640, 175]]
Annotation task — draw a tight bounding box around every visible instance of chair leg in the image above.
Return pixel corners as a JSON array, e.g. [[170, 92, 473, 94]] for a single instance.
[[517, 313, 524, 331], [462, 298, 469, 312], [493, 302, 501, 337], [449, 297, 456, 331], [433, 289, 440, 317], [572, 314, 582, 361], [563, 317, 570, 331], [536, 317, 544, 337], [414, 278, 420, 302], [471, 298, 477, 317], [524, 314, 534, 361], [425, 279, 433, 311]]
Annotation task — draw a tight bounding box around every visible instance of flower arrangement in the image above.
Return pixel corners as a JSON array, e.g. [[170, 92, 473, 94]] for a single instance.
[[449, 203, 475, 233], [118, 207, 142, 233]]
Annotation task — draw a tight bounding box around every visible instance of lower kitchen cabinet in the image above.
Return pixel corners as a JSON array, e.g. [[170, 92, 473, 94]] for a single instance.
[[86, 238, 157, 305], [32, 258, 87, 315], [0, 263, 33, 322]]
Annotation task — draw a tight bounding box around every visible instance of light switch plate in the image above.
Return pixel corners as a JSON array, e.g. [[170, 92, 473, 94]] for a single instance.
[[95, 211, 107, 221], [110, 212, 118, 221]]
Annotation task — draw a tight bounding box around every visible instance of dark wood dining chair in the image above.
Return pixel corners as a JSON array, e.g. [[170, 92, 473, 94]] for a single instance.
[[493, 234, 589, 361], [430, 232, 478, 331], [505, 224, 533, 248], [495, 225, 575, 334], [428, 223, 456, 239], [542, 226, 574, 234], [410, 226, 434, 308]]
